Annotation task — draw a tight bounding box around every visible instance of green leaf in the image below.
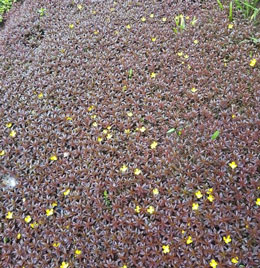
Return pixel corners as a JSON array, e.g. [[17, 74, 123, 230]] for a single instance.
[[211, 130, 220, 140], [128, 68, 133, 78], [167, 128, 176, 134]]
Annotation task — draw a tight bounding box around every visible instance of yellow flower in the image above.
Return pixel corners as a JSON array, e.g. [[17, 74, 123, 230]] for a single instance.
[[97, 137, 103, 143], [184, 54, 189, 59], [17, 233, 21, 239], [209, 259, 218, 268], [9, 130, 16, 137], [250, 58, 256, 67], [0, 150, 5, 156], [186, 236, 193, 244], [195, 190, 203, 199], [107, 126, 112, 130], [63, 189, 70, 196], [231, 257, 239, 264], [228, 23, 233, 29], [110, 7, 115, 12], [127, 111, 133, 117], [124, 129, 130, 134], [134, 168, 141, 175], [207, 188, 213, 194], [150, 72, 156, 78], [50, 155, 57, 161], [103, 129, 108, 134], [69, 24, 74, 29], [120, 164, 128, 173], [60, 262, 69, 268], [162, 17, 167, 22], [141, 17, 146, 22], [153, 188, 159, 195], [38, 93, 43, 99], [186, 16, 190, 20], [150, 141, 158, 149], [106, 133, 112, 140], [66, 116, 72, 121], [147, 206, 155, 214], [191, 87, 197, 92], [52, 202, 57, 208], [6, 122, 12, 128], [192, 203, 199, 210], [77, 4, 83, 10], [135, 205, 140, 213], [88, 105, 94, 111], [181, 230, 185, 234], [30, 221, 38, 229], [139, 126, 146, 132], [229, 161, 237, 169], [150, 14, 154, 18], [126, 24, 131, 29], [53, 242, 60, 247], [91, 114, 97, 119], [24, 215, 32, 223], [6, 211, 13, 219], [94, 30, 99, 35], [232, 114, 236, 118], [194, 39, 199, 44], [207, 194, 214, 202], [75, 249, 82, 256], [46, 208, 54, 216], [121, 265, 127, 268], [177, 51, 183, 57], [151, 37, 157, 42], [223, 235, 232, 244], [91, 10, 96, 14], [162, 245, 170, 254], [256, 198, 260, 206]]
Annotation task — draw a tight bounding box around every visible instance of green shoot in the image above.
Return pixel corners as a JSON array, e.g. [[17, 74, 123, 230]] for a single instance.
[[217, 0, 224, 10], [38, 7, 46, 17], [128, 68, 133, 78], [229, 1, 233, 22], [211, 130, 220, 140]]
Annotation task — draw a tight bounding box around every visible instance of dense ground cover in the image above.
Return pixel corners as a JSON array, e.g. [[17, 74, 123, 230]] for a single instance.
[[0, 0, 259, 267]]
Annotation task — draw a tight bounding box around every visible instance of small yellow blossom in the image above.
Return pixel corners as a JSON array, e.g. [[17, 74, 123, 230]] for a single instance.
[[151, 37, 157, 42], [0, 150, 5, 156], [177, 51, 183, 57], [186, 16, 190, 20], [162, 17, 167, 22], [127, 111, 133, 117], [194, 39, 199, 44], [147, 206, 155, 214], [153, 188, 159, 195], [110, 7, 115, 12], [139, 126, 146, 132], [17, 233, 21, 239], [92, 122, 98, 127], [229, 161, 237, 169], [24, 215, 32, 223], [97, 137, 103, 142], [91, 10, 96, 14], [30, 221, 38, 229], [150, 14, 154, 18], [150, 141, 158, 149], [94, 30, 99, 35], [60, 262, 69, 268], [69, 24, 74, 29], [162, 245, 170, 254], [38, 93, 43, 99], [106, 133, 112, 139], [210, 259, 218, 268], [223, 235, 232, 244], [9, 130, 16, 137], [191, 87, 197, 93], [134, 168, 141, 175], [75, 249, 82, 256], [53, 242, 60, 247], [91, 114, 97, 119], [228, 24, 233, 29], [195, 190, 203, 199], [124, 129, 130, 134], [121, 265, 127, 268], [192, 203, 199, 210], [255, 198, 260, 206], [250, 58, 256, 67], [88, 105, 94, 112], [181, 230, 185, 234], [50, 155, 57, 161], [120, 164, 128, 173], [77, 4, 83, 10], [184, 54, 189, 59], [6, 123, 12, 128], [122, 85, 127, 91], [6, 211, 13, 219], [103, 129, 108, 134], [135, 205, 141, 213], [61, 48, 65, 53], [207, 194, 214, 202], [126, 24, 131, 29], [141, 17, 146, 22], [46, 208, 54, 216], [232, 114, 236, 118], [186, 236, 193, 244], [207, 188, 213, 194], [52, 202, 57, 208], [66, 116, 72, 121], [107, 126, 112, 130], [231, 257, 239, 264], [150, 72, 156, 78], [63, 189, 70, 196]]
